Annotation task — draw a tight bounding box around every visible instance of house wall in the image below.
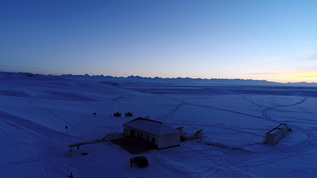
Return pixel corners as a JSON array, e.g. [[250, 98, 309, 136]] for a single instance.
[[123, 126, 180, 149], [157, 132, 180, 149], [266, 131, 283, 145], [123, 126, 158, 146]]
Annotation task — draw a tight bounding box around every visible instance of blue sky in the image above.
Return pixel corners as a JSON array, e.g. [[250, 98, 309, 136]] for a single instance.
[[0, 0, 316, 82]]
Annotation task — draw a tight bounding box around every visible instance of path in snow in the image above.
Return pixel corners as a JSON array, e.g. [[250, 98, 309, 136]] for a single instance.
[[0, 110, 74, 140]]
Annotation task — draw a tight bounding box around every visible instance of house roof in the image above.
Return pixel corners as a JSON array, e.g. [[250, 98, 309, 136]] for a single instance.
[[123, 117, 180, 136]]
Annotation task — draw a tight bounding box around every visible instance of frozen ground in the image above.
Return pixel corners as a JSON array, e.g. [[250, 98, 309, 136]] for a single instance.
[[1, 72, 317, 177]]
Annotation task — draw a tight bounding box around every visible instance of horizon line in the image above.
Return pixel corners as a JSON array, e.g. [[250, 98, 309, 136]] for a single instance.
[[1, 70, 316, 85]]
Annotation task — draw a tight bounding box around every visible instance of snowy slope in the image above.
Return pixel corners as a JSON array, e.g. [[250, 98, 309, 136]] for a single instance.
[[1, 73, 317, 177]]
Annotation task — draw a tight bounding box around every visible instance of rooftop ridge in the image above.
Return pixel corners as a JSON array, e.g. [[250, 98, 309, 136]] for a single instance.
[[133, 117, 163, 124], [123, 117, 179, 136]]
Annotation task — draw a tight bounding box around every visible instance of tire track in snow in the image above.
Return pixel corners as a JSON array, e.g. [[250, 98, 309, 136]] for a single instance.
[[26, 98, 88, 134], [187, 102, 263, 119], [261, 97, 308, 123], [0, 110, 74, 140], [157, 95, 185, 120], [162, 94, 315, 176], [159, 100, 186, 120], [237, 96, 317, 168], [243, 95, 263, 108], [159, 95, 263, 120], [0, 111, 77, 177], [262, 107, 279, 123], [204, 127, 317, 177], [272, 96, 308, 107], [42, 106, 88, 134], [39, 139, 70, 178], [142, 90, 315, 176], [244, 96, 309, 123]]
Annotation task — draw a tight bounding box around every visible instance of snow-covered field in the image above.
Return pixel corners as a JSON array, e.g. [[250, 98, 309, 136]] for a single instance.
[[1, 72, 317, 177]]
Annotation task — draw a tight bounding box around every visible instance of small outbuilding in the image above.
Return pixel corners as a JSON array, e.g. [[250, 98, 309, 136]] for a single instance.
[[265, 123, 291, 145], [123, 117, 180, 149]]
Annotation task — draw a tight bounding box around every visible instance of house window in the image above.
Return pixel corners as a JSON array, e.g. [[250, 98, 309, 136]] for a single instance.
[[151, 138, 155, 144]]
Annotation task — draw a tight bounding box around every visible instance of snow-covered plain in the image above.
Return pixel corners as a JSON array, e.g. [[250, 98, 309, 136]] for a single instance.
[[1, 72, 317, 177]]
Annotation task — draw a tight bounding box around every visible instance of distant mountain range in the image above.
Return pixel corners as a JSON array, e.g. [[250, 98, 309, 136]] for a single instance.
[[1, 71, 316, 87]]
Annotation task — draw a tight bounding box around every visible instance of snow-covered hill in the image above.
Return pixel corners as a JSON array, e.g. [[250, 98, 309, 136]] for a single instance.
[[1, 72, 317, 177]]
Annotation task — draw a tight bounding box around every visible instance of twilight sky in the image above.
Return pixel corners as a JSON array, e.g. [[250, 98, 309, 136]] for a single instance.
[[0, 0, 316, 83]]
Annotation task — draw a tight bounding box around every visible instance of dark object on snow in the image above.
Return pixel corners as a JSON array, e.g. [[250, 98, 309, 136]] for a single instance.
[[101, 81, 120, 86], [65, 126, 68, 129], [125, 112, 133, 117], [193, 129, 203, 139], [113, 112, 121, 117], [130, 156, 149, 168], [67, 172, 73, 178], [81, 152, 88, 156], [180, 129, 204, 141], [93, 113, 96, 116], [176, 126, 184, 131], [264, 123, 290, 145], [77, 145, 80, 149]]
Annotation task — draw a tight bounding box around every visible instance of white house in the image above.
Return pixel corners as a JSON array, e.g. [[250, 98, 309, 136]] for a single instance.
[[123, 117, 180, 149]]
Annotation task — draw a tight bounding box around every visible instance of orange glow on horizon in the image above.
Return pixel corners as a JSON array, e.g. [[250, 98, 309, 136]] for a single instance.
[[270, 72, 317, 83], [245, 71, 317, 83], [288, 72, 317, 81]]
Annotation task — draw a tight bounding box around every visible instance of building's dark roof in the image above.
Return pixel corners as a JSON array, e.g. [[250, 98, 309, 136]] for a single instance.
[[266, 123, 288, 135], [123, 117, 180, 136]]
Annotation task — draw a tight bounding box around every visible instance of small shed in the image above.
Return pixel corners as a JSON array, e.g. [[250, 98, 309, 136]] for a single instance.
[[265, 123, 290, 145], [123, 117, 180, 149]]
